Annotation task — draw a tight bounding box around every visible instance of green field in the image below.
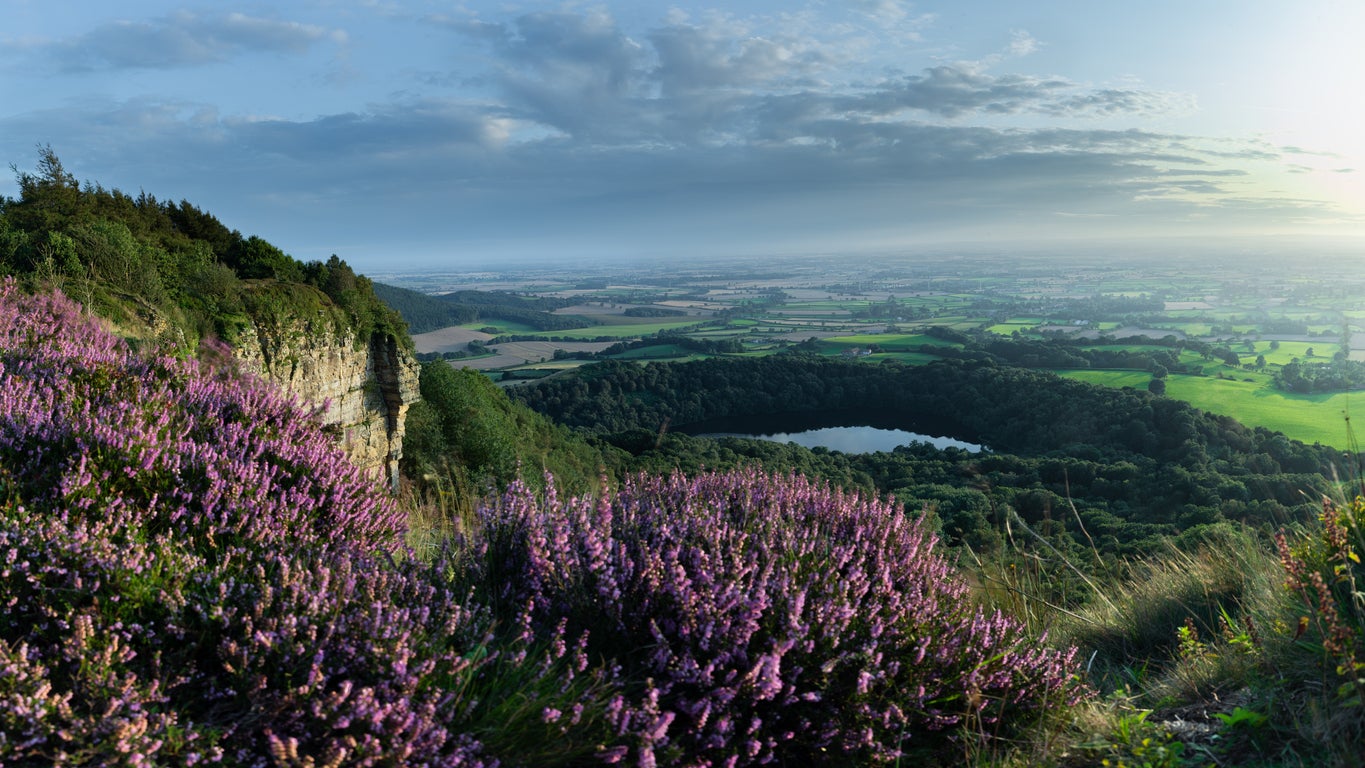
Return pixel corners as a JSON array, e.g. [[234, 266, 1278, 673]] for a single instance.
[[532, 320, 704, 339], [1058, 369, 1359, 449], [985, 323, 1037, 335], [1248, 340, 1333, 366]]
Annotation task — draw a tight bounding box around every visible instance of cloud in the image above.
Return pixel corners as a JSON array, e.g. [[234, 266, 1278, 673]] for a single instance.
[[450, 9, 650, 140], [758, 66, 1190, 125], [849, 0, 914, 21], [648, 17, 828, 96], [230, 101, 509, 160], [850, 67, 1072, 118], [1046, 88, 1195, 117], [1, 4, 1345, 264], [38, 11, 343, 72], [1006, 29, 1041, 57], [447, 7, 1188, 148]]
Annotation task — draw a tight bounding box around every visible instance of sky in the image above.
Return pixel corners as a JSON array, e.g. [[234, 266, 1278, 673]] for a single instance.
[[3, 0, 1364, 271]]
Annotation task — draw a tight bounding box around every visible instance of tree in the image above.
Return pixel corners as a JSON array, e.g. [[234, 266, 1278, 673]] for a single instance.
[[1147, 378, 1167, 395], [6, 145, 87, 236], [1255, 354, 1267, 370]]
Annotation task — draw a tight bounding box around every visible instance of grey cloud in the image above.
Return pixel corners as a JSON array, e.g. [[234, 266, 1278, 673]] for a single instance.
[[2, 4, 1342, 263], [448, 8, 1188, 147], [1282, 145, 1339, 157], [231, 101, 503, 161], [1188, 144, 1281, 161], [2, 92, 1338, 265], [45, 11, 341, 72], [841, 69, 1191, 120], [456, 10, 649, 140], [1154, 168, 1249, 177], [857, 67, 1072, 117], [649, 20, 827, 96], [1047, 88, 1194, 117]]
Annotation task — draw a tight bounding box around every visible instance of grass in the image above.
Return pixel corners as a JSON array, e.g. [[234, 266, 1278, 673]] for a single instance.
[[984, 323, 1036, 335], [508, 360, 593, 371], [1056, 369, 1359, 449], [1164, 375, 1357, 449], [966, 506, 1365, 768], [527, 320, 704, 339], [1250, 341, 1330, 366]]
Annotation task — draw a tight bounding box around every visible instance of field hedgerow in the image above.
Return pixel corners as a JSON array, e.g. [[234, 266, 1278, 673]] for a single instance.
[[0, 282, 1085, 766]]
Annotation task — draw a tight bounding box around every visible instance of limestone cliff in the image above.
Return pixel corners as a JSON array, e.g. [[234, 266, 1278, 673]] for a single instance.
[[232, 307, 420, 490]]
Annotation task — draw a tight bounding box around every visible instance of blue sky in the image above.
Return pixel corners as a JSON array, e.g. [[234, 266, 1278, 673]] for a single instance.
[[3, 1, 1363, 271]]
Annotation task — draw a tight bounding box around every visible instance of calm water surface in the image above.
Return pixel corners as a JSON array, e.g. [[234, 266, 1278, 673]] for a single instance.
[[698, 425, 982, 454]]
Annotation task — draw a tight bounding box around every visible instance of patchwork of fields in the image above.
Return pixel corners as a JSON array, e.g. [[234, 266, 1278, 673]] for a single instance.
[[386, 254, 1365, 449]]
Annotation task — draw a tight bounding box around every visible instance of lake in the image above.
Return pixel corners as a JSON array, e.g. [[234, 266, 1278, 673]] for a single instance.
[[679, 410, 983, 454]]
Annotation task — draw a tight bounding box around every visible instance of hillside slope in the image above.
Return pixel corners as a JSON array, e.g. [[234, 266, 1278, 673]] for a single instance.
[[0, 149, 417, 482]]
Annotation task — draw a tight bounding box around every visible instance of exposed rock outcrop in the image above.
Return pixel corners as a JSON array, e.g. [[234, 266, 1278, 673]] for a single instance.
[[233, 315, 420, 490]]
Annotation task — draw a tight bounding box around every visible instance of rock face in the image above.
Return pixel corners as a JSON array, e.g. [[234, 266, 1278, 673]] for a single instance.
[[233, 319, 421, 490]]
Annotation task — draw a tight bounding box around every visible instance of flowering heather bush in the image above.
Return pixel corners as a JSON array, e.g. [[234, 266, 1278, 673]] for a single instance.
[[474, 469, 1087, 765], [0, 280, 406, 552], [0, 284, 527, 765]]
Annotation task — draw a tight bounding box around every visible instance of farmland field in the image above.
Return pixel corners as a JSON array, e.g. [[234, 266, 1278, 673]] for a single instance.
[[535, 320, 705, 338], [1058, 369, 1358, 448], [386, 250, 1365, 445]]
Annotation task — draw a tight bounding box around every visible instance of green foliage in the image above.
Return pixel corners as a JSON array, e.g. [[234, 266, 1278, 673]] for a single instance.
[[0, 148, 409, 353], [1087, 708, 1189, 768], [403, 361, 614, 502], [373, 282, 479, 333], [1214, 705, 1269, 731], [1275, 357, 1365, 393]]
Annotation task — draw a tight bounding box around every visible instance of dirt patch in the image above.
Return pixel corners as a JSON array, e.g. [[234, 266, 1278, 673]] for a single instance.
[[450, 354, 525, 371], [552, 303, 640, 316], [412, 326, 494, 354], [449, 341, 617, 370]]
